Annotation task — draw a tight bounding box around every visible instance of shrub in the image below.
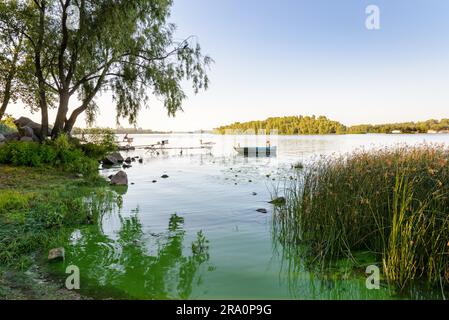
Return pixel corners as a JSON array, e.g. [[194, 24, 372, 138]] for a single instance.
[[277, 144, 449, 289], [0, 134, 99, 175], [0, 115, 17, 135]]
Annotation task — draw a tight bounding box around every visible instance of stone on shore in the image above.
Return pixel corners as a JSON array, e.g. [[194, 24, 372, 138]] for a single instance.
[[48, 248, 65, 262], [20, 136, 34, 142], [103, 152, 124, 165], [110, 171, 128, 185]]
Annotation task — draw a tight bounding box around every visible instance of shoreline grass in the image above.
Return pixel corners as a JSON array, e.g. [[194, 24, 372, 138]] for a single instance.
[[277, 144, 449, 292]]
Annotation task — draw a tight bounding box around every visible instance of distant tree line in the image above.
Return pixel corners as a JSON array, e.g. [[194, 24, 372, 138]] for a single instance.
[[72, 127, 171, 135], [215, 116, 449, 135]]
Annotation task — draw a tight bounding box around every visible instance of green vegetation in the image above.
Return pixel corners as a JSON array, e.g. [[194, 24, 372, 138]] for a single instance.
[[277, 145, 449, 291], [0, 135, 99, 176], [0, 115, 17, 135], [0, 166, 118, 270], [0, 0, 211, 138], [216, 116, 449, 135]]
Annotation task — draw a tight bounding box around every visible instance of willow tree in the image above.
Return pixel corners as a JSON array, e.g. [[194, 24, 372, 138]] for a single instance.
[[0, 0, 31, 120], [19, 0, 211, 138]]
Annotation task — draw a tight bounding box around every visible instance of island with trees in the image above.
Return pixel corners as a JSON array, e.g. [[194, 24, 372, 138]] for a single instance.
[[215, 115, 449, 135]]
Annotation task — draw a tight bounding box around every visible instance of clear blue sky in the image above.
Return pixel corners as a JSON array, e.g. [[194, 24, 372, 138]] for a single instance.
[[15, 0, 449, 130]]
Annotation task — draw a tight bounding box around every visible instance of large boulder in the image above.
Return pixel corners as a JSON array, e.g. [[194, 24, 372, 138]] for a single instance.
[[13, 116, 51, 137], [103, 152, 124, 165], [110, 170, 128, 185], [18, 126, 34, 137]]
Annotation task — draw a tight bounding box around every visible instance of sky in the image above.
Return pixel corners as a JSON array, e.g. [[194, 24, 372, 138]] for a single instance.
[[10, 0, 449, 131]]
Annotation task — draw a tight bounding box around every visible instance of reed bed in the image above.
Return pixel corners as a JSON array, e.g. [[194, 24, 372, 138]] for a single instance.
[[277, 144, 449, 290]]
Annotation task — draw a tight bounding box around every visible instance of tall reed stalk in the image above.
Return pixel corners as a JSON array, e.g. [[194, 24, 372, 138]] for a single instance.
[[277, 144, 449, 290]]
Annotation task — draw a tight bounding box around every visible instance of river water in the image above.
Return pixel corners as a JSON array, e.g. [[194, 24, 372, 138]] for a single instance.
[[50, 133, 449, 299]]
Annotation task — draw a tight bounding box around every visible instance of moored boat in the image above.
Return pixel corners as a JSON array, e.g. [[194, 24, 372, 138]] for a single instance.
[[233, 146, 277, 157]]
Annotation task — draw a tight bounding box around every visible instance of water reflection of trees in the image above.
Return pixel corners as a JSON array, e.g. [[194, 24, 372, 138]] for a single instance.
[[68, 212, 211, 299]]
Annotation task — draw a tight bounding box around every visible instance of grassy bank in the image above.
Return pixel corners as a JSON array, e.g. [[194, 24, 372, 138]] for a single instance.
[[0, 165, 119, 299], [277, 144, 449, 291]]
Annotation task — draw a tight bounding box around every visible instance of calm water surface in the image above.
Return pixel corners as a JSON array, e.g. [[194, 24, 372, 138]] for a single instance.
[[51, 134, 449, 299]]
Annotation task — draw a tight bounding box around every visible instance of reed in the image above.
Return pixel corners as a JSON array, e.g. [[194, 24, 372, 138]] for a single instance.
[[277, 144, 449, 290]]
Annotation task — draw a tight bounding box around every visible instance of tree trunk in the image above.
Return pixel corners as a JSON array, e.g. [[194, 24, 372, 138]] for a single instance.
[[35, 1, 49, 141], [0, 90, 11, 120], [64, 102, 88, 134], [0, 37, 22, 120], [52, 91, 70, 138]]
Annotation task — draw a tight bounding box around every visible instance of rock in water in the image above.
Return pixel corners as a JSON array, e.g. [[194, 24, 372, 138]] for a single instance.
[[125, 157, 132, 164], [0, 134, 5, 143], [138, 158, 143, 163], [161, 174, 169, 179], [103, 152, 124, 165], [48, 248, 65, 262], [256, 208, 268, 214], [110, 171, 128, 185], [269, 197, 286, 206]]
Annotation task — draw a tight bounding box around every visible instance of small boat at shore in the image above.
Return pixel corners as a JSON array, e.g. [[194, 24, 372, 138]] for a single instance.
[[233, 146, 277, 157]]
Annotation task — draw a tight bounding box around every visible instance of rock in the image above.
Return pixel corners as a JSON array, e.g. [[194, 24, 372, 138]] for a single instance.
[[248, 180, 252, 183], [161, 174, 169, 179], [103, 152, 124, 165], [108, 174, 114, 179], [48, 248, 65, 262], [76, 173, 83, 178], [256, 208, 268, 214], [269, 197, 286, 206], [19, 126, 34, 138], [4, 132, 20, 141], [122, 164, 132, 169], [252, 192, 257, 196], [152, 180, 157, 183], [14, 116, 51, 137], [110, 171, 128, 185], [0, 134, 5, 143], [125, 157, 132, 164], [138, 158, 143, 163], [20, 136, 34, 142]]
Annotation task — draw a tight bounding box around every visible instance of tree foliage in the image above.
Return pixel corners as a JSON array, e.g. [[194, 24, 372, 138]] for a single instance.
[[216, 116, 449, 135], [0, 0, 212, 138]]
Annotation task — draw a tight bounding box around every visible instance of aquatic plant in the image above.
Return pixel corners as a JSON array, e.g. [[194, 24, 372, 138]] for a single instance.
[[276, 144, 449, 291]]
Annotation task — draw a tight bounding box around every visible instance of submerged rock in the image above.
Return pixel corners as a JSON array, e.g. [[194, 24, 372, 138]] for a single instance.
[[110, 171, 128, 185], [256, 208, 268, 214], [252, 192, 257, 196], [48, 248, 65, 262], [122, 163, 132, 169], [269, 197, 286, 206], [161, 174, 169, 179]]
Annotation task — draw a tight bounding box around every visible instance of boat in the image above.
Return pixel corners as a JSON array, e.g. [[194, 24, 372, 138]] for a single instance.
[[233, 146, 277, 157], [200, 139, 216, 146]]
